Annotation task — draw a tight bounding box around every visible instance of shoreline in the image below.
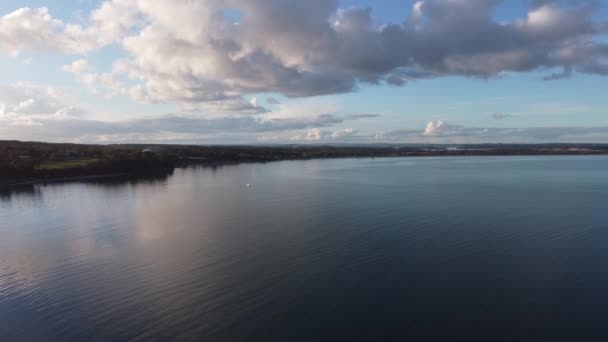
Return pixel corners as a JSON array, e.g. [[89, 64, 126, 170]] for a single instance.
[[3, 151, 607, 189], [1, 173, 133, 188]]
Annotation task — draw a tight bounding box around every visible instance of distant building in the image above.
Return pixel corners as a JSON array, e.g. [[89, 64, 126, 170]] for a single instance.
[[141, 149, 154, 154]]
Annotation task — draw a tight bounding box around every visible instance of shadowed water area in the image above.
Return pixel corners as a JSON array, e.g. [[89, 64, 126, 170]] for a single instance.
[[1, 156, 607, 341]]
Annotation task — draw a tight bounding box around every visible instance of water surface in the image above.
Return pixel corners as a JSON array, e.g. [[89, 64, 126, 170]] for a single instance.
[[1, 156, 608, 341]]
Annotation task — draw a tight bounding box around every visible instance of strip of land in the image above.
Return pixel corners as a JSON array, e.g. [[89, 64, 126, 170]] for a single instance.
[[2, 140, 607, 187]]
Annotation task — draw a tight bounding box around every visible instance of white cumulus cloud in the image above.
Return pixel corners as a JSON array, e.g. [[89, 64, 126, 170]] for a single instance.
[[1, 0, 606, 114], [423, 120, 449, 136]]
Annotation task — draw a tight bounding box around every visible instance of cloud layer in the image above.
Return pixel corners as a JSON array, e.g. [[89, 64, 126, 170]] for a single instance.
[[1, 0, 607, 113], [1, 88, 605, 144], [1, 1, 607, 144], [0, 84, 380, 142], [376, 120, 608, 144]]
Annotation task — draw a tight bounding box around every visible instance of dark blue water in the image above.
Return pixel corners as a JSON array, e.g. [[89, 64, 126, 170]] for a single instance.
[[1, 156, 607, 341]]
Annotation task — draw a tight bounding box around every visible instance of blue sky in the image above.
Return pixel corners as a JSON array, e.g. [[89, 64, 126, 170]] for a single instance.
[[1, 0, 607, 143]]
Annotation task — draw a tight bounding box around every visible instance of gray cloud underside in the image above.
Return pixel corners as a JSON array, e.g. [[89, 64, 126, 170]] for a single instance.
[[492, 113, 514, 120], [2, 0, 608, 112], [266, 97, 281, 105]]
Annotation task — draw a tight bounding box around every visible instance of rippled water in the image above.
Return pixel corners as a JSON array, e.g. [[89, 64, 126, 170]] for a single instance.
[[1, 156, 608, 341]]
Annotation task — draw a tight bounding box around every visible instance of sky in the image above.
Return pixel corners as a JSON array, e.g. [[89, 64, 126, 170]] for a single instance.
[[0, 0, 608, 144]]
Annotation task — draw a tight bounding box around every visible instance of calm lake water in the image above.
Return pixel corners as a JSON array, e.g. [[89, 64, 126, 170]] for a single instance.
[[1, 156, 608, 341]]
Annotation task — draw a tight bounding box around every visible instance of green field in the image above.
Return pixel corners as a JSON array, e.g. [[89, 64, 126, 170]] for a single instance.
[[36, 159, 100, 170]]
